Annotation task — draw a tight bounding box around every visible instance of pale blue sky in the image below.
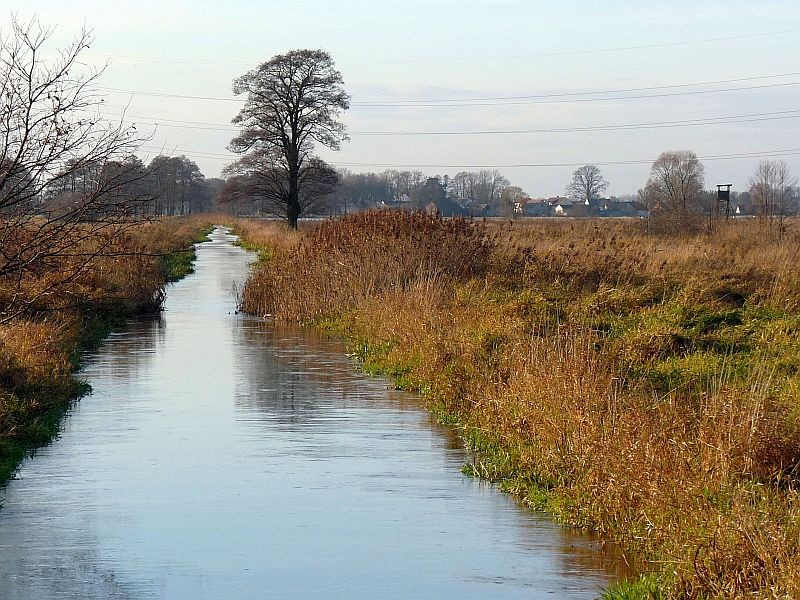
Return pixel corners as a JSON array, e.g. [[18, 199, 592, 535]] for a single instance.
[[5, 1, 800, 196]]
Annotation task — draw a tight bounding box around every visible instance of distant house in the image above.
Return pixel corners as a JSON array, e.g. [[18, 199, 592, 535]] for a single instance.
[[469, 203, 491, 217], [377, 198, 430, 213], [601, 200, 646, 218], [377, 199, 404, 211], [552, 199, 578, 216], [586, 197, 605, 211], [429, 197, 467, 217], [523, 199, 551, 217], [514, 195, 648, 219]]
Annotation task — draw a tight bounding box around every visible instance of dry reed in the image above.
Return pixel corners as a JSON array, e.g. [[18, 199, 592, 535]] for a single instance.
[[238, 211, 800, 598]]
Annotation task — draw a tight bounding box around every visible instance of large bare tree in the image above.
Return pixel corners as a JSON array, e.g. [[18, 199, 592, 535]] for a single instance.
[[748, 160, 797, 238], [499, 185, 528, 217], [227, 49, 350, 228], [566, 164, 609, 204], [0, 17, 149, 321], [641, 150, 705, 218]]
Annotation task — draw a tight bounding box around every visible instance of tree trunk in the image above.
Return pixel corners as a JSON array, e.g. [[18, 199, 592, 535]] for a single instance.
[[287, 198, 300, 229], [287, 143, 301, 229], [287, 167, 300, 230]]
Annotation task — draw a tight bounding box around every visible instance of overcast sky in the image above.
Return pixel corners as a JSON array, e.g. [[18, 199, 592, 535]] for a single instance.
[[5, 1, 800, 197]]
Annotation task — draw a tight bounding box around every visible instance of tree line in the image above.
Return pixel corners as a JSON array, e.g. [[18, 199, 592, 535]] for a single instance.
[[637, 151, 799, 233], [4, 23, 797, 242], [330, 169, 516, 212], [40, 154, 222, 217], [218, 48, 799, 229]]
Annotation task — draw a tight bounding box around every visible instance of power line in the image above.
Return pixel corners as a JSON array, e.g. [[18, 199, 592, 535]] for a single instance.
[[136, 145, 800, 168], [99, 108, 800, 135], [357, 72, 800, 104], [96, 87, 242, 102], [82, 27, 800, 66], [352, 81, 800, 107], [139, 145, 234, 159], [351, 111, 800, 136], [330, 148, 800, 169], [94, 72, 800, 107]]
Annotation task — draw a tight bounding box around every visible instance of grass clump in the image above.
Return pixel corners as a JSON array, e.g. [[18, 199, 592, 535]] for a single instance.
[[239, 212, 800, 599], [240, 211, 496, 320], [604, 574, 665, 599]]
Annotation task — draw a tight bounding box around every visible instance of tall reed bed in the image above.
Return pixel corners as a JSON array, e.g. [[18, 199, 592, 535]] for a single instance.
[[241, 211, 498, 320], [225, 216, 302, 257], [239, 211, 800, 598]]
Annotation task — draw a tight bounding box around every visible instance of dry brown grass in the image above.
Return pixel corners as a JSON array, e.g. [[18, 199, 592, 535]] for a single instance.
[[241, 211, 498, 320], [224, 216, 303, 253], [496, 218, 800, 310], [238, 211, 800, 598]]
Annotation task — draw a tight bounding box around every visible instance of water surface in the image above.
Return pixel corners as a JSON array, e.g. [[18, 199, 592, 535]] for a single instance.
[[0, 228, 624, 599]]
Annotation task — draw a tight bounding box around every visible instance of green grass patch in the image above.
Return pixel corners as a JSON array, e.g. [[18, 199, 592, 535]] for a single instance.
[[602, 574, 666, 600], [159, 224, 214, 282], [0, 377, 89, 485], [233, 235, 274, 264], [160, 249, 197, 282]]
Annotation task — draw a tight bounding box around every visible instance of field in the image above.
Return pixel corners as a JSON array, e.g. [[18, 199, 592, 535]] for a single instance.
[[237, 212, 800, 599]]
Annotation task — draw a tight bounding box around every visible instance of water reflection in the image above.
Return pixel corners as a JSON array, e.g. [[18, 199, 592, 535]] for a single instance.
[[81, 317, 165, 382], [0, 227, 626, 599], [233, 320, 411, 427]]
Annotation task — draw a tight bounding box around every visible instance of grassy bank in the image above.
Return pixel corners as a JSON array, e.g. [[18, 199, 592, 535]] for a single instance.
[[0, 216, 214, 486], [237, 212, 800, 599]]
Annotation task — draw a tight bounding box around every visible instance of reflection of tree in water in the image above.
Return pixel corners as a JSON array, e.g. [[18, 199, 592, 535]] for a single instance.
[[232, 319, 426, 429], [79, 316, 165, 382]]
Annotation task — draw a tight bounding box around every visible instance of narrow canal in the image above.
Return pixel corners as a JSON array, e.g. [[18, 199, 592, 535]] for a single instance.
[[0, 228, 624, 599]]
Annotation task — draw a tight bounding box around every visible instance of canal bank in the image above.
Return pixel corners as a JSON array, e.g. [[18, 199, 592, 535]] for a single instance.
[[0, 227, 625, 599], [0, 219, 213, 486]]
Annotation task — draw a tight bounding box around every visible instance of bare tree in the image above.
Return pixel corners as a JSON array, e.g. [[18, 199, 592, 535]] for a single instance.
[[476, 169, 510, 205], [748, 160, 797, 238], [146, 155, 209, 216], [450, 171, 475, 204], [0, 17, 149, 321], [228, 49, 350, 228], [641, 151, 705, 227], [566, 164, 609, 204], [410, 176, 446, 207], [223, 152, 339, 218]]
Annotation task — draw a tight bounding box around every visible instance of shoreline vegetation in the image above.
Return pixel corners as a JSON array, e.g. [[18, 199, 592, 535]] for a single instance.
[[234, 211, 800, 599], [0, 217, 213, 487]]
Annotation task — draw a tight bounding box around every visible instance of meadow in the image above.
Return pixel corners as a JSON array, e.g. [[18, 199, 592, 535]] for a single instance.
[[238, 211, 800, 599]]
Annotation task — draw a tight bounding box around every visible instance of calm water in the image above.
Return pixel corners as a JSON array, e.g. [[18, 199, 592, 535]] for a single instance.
[[0, 228, 624, 599]]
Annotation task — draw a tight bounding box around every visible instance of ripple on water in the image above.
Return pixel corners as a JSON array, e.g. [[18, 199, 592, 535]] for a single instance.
[[0, 227, 627, 599]]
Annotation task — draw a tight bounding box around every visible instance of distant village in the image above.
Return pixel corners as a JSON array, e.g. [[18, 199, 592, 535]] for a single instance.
[[326, 169, 654, 219], [374, 193, 648, 218], [321, 163, 797, 220], [119, 159, 795, 221]]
